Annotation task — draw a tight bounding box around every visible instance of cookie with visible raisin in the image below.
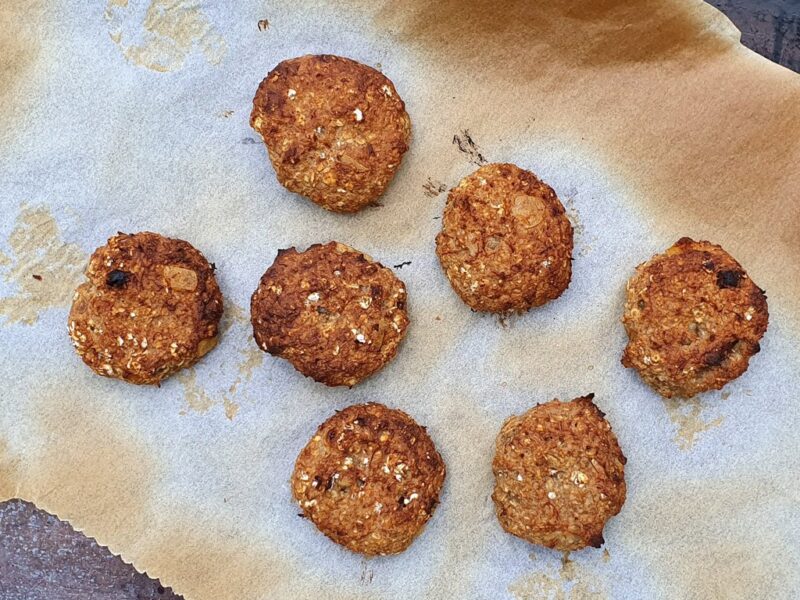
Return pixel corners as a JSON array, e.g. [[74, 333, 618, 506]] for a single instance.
[[68, 232, 223, 384], [622, 238, 768, 398]]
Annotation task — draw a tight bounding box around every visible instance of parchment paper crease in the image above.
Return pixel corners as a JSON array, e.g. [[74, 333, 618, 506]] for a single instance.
[[1, 1, 799, 598]]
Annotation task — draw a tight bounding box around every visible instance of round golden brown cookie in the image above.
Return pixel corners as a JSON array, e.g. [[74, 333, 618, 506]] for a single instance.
[[292, 403, 446, 555], [68, 232, 223, 385], [435, 163, 573, 313], [250, 54, 411, 213], [492, 395, 626, 551], [250, 242, 409, 387], [622, 238, 768, 399]]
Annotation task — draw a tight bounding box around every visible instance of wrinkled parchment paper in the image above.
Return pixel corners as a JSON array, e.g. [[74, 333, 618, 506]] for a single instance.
[[2, 1, 799, 598]]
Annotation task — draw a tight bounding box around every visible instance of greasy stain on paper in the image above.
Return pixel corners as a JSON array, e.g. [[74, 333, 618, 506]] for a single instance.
[[0, 204, 86, 326], [104, 0, 227, 73]]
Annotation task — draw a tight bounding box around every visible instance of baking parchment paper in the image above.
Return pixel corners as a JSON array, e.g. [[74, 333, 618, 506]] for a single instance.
[[1, 1, 799, 598]]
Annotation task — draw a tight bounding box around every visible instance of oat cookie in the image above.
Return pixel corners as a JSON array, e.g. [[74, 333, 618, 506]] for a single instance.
[[492, 395, 626, 551], [436, 163, 573, 312], [251, 54, 411, 212], [622, 238, 768, 398], [69, 232, 223, 385], [250, 242, 409, 386], [292, 403, 446, 555]]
